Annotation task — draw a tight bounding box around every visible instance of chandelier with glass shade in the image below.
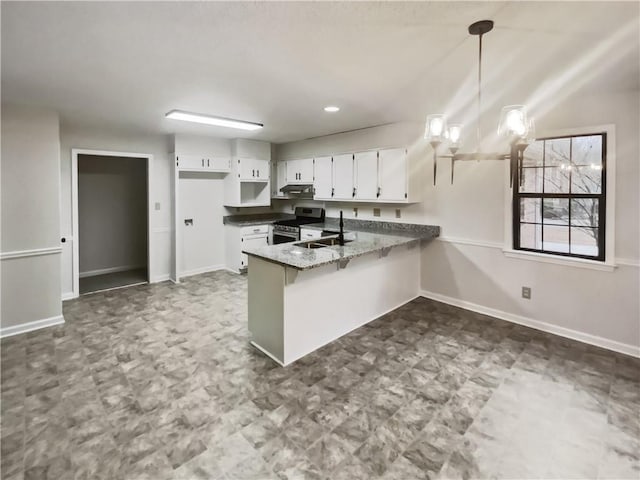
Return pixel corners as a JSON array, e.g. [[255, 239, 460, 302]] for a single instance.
[[425, 20, 535, 185]]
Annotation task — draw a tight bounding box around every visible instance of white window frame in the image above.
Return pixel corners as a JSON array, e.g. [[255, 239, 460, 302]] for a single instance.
[[502, 124, 616, 272]]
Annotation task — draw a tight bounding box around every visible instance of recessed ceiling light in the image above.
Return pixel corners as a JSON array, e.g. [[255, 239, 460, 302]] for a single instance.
[[324, 106, 340, 113], [165, 110, 263, 131]]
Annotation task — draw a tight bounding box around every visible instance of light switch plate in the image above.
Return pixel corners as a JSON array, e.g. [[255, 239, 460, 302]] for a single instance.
[[353, 208, 358, 218], [522, 286, 531, 299], [155, 202, 161, 211], [373, 208, 381, 217], [395, 209, 401, 218]]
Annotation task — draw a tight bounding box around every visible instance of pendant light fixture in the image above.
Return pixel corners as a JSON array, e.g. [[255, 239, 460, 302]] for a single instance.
[[425, 20, 535, 185]]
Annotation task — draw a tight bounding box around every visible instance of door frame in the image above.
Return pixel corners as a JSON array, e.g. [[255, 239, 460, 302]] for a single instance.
[[71, 148, 153, 298]]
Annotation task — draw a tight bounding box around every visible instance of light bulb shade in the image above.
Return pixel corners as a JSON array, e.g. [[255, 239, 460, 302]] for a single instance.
[[516, 118, 536, 146], [447, 124, 463, 146], [498, 105, 529, 138], [425, 114, 447, 143]]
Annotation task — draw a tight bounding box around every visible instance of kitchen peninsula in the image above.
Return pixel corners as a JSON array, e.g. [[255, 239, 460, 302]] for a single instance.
[[243, 219, 439, 365]]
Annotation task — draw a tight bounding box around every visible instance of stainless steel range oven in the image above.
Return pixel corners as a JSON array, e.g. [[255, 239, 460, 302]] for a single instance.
[[272, 207, 325, 244], [272, 225, 299, 244]]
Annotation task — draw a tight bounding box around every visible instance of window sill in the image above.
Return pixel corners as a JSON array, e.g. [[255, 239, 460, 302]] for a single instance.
[[502, 248, 616, 272]]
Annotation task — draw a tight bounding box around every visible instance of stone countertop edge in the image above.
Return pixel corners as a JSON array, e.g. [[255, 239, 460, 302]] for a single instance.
[[223, 213, 295, 226], [301, 218, 440, 237], [242, 228, 440, 271]]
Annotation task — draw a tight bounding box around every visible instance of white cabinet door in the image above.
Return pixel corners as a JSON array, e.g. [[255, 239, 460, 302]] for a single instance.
[[285, 159, 298, 183], [241, 234, 268, 269], [239, 158, 269, 180], [313, 156, 333, 199], [285, 159, 313, 184], [378, 148, 407, 201], [253, 159, 269, 180], [275, 162, 287, 197], [354, 151, 378, 201], [178, 155, 229, 172], [298, 158, 314, 183], [178, 155, 208, 170], [332, 154, 354, 200], [238, 158, 255, 180], [207, 157, 230, 172]]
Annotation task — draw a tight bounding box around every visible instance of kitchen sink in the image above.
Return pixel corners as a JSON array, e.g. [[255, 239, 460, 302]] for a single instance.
[[294, 236, 353, 249]]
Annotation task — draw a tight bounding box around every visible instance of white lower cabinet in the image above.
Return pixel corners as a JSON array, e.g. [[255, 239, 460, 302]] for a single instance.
[[300, 228, 322, 240], [225, 224, 269, 272]]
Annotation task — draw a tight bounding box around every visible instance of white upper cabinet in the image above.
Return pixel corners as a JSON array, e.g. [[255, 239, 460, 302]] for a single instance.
[[332, 154, 355, 200], [239, 158, 269, 181], [286, 158, 314, 184], [354, 151, 379, 201], [177, 154, 230, 173], [310, 147, 420, 204], [378, 148, 407, 201], [224, 139, 271, 207], [274, 161, 287, 197], [313, 156, 333, 199]]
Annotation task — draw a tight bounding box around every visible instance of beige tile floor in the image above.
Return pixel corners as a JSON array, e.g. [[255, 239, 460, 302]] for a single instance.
[[1, 271, 638, 479]]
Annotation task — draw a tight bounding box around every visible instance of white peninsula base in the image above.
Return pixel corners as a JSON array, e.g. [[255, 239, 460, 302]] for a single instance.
[[247, 245, 421, 366]]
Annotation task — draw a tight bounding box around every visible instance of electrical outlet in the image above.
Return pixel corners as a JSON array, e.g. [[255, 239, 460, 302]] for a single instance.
[[155, 202, 161, 211], [353, 208, 358, 218], [373, 208, 381, 217], [395, 209, 401, 219], [522, 286, 531, 299]]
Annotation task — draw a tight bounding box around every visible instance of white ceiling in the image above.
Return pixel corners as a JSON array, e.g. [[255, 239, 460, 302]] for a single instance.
[[2, 1, 638, 143]]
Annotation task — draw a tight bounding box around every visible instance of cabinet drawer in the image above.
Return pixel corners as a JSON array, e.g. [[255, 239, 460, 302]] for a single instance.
[[241, 225, 269, 236], [300, 228, 322, 240]]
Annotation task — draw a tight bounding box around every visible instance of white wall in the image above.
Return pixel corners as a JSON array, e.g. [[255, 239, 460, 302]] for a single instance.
[[274, 91, 640, 355], [60, 125, 172, 296], [78, 155, 147, 275], [1, 104, 62, 334]]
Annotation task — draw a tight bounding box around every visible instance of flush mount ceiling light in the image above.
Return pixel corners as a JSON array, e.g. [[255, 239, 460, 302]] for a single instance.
[[324, 106, 340, 112], [165, 110, 263, 131], [425, 20, 535, 185]]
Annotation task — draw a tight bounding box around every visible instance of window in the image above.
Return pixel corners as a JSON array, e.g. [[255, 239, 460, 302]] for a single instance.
[[512, 133, 606, 261]]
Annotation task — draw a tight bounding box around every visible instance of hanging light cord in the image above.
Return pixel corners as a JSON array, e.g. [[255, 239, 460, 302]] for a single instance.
[[477, 31, 483, 151]]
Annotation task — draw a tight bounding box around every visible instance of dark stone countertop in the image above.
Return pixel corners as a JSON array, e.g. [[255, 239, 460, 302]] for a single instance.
[[223, 213, 295, 227], [243, 220, 440, 270]]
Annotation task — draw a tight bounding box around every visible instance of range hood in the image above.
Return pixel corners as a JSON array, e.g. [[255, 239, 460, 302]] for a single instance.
[[279, 184, 313, 195]]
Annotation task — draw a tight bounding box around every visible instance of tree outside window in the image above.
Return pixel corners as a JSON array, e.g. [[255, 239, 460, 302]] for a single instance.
[[513, 133, 606, 261]]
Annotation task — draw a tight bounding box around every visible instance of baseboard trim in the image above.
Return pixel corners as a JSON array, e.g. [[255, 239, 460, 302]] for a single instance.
[[151, 274, 171, 283], [61, 292, 75, 301], [179, 264, 226, 279], [1, 315, 65, 338], [250, 341, 285, 367], [420, 290, 640, 358], [79, 265, 145, 278]]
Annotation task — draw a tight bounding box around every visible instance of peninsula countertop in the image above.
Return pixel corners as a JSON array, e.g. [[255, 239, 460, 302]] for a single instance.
[[243, 221, 440, 270]]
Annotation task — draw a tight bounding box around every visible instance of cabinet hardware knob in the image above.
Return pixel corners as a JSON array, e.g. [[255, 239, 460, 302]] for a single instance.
[[252, 169, 255, 177], [61, 237, 66, 243], [352, 187, 356, 197]]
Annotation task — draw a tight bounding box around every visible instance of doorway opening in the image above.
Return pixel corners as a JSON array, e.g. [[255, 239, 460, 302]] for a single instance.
[[72, 150, 152, 296]]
